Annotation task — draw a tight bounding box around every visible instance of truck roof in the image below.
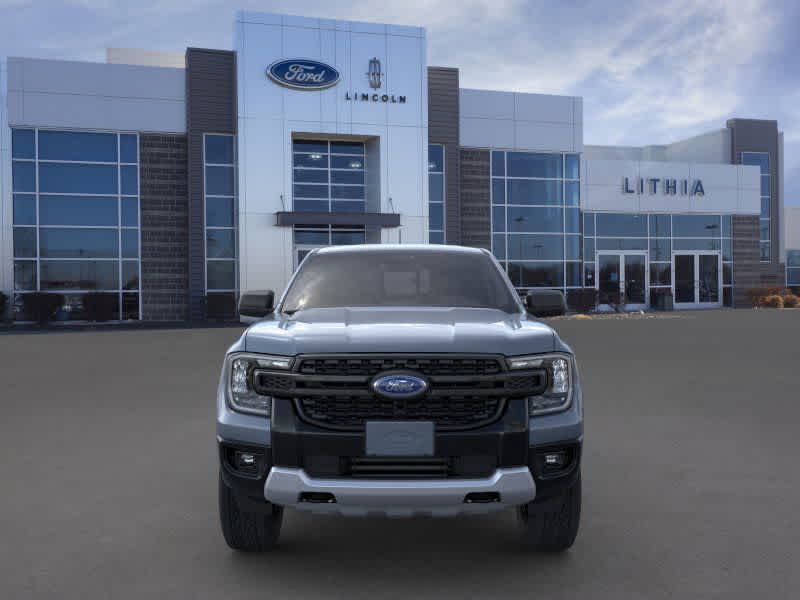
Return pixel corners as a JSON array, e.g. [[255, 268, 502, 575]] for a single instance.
[[315, 244, 487, 255]]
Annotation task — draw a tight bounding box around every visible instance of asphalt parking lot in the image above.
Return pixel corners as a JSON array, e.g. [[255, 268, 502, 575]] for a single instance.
[[1, 309, 799, 599]]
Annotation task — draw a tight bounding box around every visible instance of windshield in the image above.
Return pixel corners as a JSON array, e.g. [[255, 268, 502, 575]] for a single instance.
[[281, 250, 520, 313]]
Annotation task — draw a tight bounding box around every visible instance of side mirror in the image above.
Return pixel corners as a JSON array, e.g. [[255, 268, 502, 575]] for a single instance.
[[238, 290, 275, 323], [525, 289, 566, 317]]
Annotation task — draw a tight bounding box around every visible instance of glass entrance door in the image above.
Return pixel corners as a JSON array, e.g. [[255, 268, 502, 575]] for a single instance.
[[672, 252, 721, 308], [596, 252, 648, 310]]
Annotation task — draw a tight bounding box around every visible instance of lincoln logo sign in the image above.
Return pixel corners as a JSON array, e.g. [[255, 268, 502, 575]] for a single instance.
[[623, 177, 705, 196], [372, 374, 428, 399], [266, 59, 340, 90]]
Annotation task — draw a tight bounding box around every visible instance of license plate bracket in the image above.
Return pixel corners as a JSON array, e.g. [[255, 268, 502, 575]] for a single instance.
[[365, 421, 435, 456]]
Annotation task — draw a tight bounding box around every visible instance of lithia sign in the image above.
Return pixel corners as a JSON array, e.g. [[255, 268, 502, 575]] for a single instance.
[[623, 177, 705, 196], [266, 57, 407, 103]]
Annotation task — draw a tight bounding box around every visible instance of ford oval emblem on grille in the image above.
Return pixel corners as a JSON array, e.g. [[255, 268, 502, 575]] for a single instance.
[[372, 374, 428, 399]]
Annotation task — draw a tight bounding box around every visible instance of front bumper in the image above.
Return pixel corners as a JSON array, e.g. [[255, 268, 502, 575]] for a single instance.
[[264, 466, 535, 517]]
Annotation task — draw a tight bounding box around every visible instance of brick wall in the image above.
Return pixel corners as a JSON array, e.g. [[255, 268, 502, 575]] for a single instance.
[[139, 134, 189, 321], [459, 149, 491, 250]]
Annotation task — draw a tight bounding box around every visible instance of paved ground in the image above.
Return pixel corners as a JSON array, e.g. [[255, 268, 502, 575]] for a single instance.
[[1, 309, 799, 599]]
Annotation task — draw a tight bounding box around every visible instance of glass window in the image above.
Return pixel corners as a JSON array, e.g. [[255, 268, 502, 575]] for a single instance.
[[331, 155, 363, 170], [40, 260, 119, 290], [293, 168, 328, 184], [39, 228, 118, 258], [293, 140, 328, 154], [722, 238, 732, 262], [507, 180, 562, 205], [331, 170, 364, 185], [507, 152, 562, 178], [429, 203, 444, 231], [207, 260, 236, 290], [331, 230, 366, 245], [507, 206, 563, 233], [673, 214, 720, 237], [595, 213, 647, 237], [294, 153, 329, 168], [206, 197, 234, 227], [566, 262, 582, 287], [206, 229, 236, 258], [429, 231, 444, 244], [13, 194, 36, 225], [721, 215, 732, 237], [492, 206, 505, 232], [507, 262, 564, 287], [723, 263, 732, 285], [565, 235, 581, 261], [294, 229, 329, 245], [14, 261, 37, 291], [493, 235, 506, 260], [122, 261, 139, 290], [583, 213, 594, 237], [723, 287, 732, 307], [121, 229, 139, 258], [565, 181, 580, 206], [332, 201, 365, 212], [206, 166, 235, 196], [596, 238, 647, 251], [584, 262, 595, 287], [38, 130, 117, 162], [12, 161, 36, 192], [428, 173, 444, 203], [760, 242, 770, 261], [205, 135, 235, 164], [565, 207, 580, 233], [761, 197, 770, 219], [649, 214, 671, 237], [120, 135, 138, 163], [492, 179, 505, 205], [122, 293, 139, 320], [13, 228, 37, 258], [673, 238, 721, 251], [650, 264, 671, 286], [759, 219, 770, 240], [120, 165, 138, 195], [428, 145, 444, 172], [649, 238, 671, 261], [583, 238, 594, 261], [121, 198, 139, 227], [741, 152, 769, 174], [294, 184, 329, 199], [330, 141, 364, 155], [565, 154, 580, 180], [295, 200, 328, 212], [12, 129, 36, 159], [760, 175, 770, 197], [787, 251, 800, 268], [39, 163, 118, 194], [40, 195, 118, 226], [491, 151, 505, 177], [507, 234, 564, 260]]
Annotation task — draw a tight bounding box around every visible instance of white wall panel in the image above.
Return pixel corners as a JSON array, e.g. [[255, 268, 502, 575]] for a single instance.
[[460, 89, 514, 120], [349, 32, 388, 126], [514, 92, 572, 123], [514, 121, 574, 152], [459, 117, 514, 149]]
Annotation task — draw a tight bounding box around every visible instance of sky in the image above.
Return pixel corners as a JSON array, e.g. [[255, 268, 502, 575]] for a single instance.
[[1, 0, 798, 205]]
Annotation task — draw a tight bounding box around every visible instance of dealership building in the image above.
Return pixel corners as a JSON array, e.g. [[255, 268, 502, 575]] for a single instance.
[[0, 10, 794, 321]]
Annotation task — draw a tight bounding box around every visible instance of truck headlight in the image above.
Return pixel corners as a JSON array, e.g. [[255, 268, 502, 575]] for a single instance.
[[225, 353, 291, 416], [508, 353, 574, 416]]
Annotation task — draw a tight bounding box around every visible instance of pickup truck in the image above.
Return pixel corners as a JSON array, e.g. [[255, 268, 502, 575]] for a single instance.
[[217, 244, 582, 552]]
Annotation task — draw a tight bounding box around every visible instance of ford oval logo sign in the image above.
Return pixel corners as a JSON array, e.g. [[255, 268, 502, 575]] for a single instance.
[[372, 374, 428, 399], [267, 59, 340, 90]]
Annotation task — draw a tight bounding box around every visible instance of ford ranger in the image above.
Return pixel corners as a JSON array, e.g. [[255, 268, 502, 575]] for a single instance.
[[217, 245, 582, 551]]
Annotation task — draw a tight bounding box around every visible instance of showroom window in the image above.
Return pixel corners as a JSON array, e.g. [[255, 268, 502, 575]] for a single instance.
[[491, 150, 581, 292], [204, 134, 238, 297], [292, 226, 367, 267], [742, 152, 770, 261], [292, 140, 365, 212], [583, 213, 734, 306], [428, 144, 445, 244], [11, 128, 141, 320], [788, 250, 800, 288]]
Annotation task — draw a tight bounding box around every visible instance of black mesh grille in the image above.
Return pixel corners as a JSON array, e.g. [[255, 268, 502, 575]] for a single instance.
[[297, 357, 502, 377], [296, 395, 503, 431]]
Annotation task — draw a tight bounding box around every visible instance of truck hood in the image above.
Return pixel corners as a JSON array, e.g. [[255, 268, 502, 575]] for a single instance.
[[243, 307, 557, 356]]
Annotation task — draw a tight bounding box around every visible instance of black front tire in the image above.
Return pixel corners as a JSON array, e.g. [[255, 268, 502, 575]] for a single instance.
[[219, 471, 283, 552], [517, 472, 581, 552]]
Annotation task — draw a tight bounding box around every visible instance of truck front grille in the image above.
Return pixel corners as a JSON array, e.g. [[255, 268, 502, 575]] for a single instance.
[[251, 354, 547, 432], [296, 394, 503, 431]]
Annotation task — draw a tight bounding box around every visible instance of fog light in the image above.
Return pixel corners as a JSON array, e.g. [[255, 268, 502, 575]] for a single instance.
[[544, 452, 567, 468], [237, 452, 256, 467]]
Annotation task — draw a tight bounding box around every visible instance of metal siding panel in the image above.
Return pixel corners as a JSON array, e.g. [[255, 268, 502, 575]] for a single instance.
[[428, 67, 460, 244]]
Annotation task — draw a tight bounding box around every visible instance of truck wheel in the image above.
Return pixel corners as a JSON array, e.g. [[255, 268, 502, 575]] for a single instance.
[[219, 471, 283, 551], [517, 472, 581, 552]]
